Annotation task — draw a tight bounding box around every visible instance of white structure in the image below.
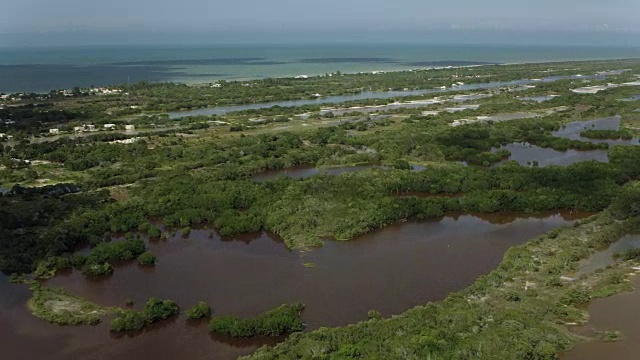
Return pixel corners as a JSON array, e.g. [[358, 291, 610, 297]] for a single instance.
[[104, 124, 116, 130], [125, 125, 135, 131], [90, 88, 123, 95], [109, 137, 141, 144], [49, 128, 60, 135], [74, 126, 84, 132], [86, 124, 96, 131], [295, 75, 309, 79]]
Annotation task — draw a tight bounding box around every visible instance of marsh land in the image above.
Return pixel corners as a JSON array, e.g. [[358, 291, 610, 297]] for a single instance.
[[1, 58, 640, 360]]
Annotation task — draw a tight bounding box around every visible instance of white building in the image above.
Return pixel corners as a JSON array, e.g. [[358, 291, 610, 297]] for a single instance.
[[86, 124, 96, 131], [74, 126, 84, 132], [125, 125, 135, 131], [49, 128, 60, 135], [104, 124, 116, 130]]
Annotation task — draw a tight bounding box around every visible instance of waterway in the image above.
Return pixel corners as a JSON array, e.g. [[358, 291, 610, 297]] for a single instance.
[[552, 116, 640, 146], [493, 142, 609, 167], [165, 74, 600, 119], [1, 212, 583, 360]]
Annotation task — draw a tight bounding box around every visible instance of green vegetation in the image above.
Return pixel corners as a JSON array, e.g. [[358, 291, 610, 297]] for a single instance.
[[111, 308, 149, 332], [86, 238, 146, 264], [110, 297, 179, 333], [27, 283, 106, 325], [144, 297, 180, 322], [241, 203, 640, 359], [186, 301, 212, 320], [81, 262, 114, 276], [3, 59, 640, 356], [209, 303, 305, 337], [580, 129, 633, 140], [137, 252, 157, 266]]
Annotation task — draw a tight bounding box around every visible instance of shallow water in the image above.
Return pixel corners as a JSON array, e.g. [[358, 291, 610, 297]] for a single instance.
[[1, 212, 583, 360], [619, 95, 640, 102], [552, 116, 640, 146], [478, 112, 540, 122], [576, 235, 640, 277], [561, 276, 640, 360], [520, 95, 559, 102], [493, 142, 609, 167], [2, 44, 632, 93]]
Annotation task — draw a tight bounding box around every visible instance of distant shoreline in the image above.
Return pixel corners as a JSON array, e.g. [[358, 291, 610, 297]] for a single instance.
[[1, 43, 639, 93]]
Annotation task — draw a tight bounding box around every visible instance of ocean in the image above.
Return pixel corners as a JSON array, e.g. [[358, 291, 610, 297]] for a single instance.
[[1, 44, 639, 93]]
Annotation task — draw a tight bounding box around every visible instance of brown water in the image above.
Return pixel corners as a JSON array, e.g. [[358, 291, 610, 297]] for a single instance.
[[493, 142, 609, 167], [562, 276, 640, 360], [2, 213, 582, 360]]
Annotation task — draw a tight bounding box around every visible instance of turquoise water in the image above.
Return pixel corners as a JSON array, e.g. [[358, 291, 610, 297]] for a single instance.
[[1, 44, 639, 93]]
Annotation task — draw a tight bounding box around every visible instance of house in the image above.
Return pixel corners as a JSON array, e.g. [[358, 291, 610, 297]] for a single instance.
[[104, 124, 116, 130], [125, 125, 135, 131], [73, 126, 84, 132], [49, 128, 60, 135], [86, 124, 96, 131]]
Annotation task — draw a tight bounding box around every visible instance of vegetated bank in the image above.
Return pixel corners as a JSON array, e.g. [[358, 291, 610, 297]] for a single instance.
[[242, 183, 640, 359]]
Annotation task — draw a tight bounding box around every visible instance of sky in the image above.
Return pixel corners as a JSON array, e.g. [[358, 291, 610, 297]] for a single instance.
[[2, 0, 640, 46]]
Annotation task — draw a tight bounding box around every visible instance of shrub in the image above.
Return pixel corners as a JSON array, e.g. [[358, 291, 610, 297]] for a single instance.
[[367, 310, 382, 320], [81, 262, 114, 277], [182, 227, 191, 237], [110, 309, 147, 332], [86, 238, 146, 264], [209, 303, 304, 337], [144, 298, 179, 322], [187, 301, 212, 320], [137, 252, 157, 266], [148, 226, 162, 239], [559, 287, 591, 306]]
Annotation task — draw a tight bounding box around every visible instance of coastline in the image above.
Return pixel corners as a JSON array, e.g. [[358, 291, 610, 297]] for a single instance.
[[1, 43, 639, 94]]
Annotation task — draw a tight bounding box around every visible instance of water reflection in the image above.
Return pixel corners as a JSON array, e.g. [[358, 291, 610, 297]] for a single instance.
[[2, 213, 584, 360], [493, 142, 609, 167], [576, 235, 640, 277], [561, 276, 640, 360], [552, 116, 639, 146]]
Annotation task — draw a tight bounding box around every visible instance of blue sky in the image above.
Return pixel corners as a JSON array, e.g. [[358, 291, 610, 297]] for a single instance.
[[2, 0, 639, 46]]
